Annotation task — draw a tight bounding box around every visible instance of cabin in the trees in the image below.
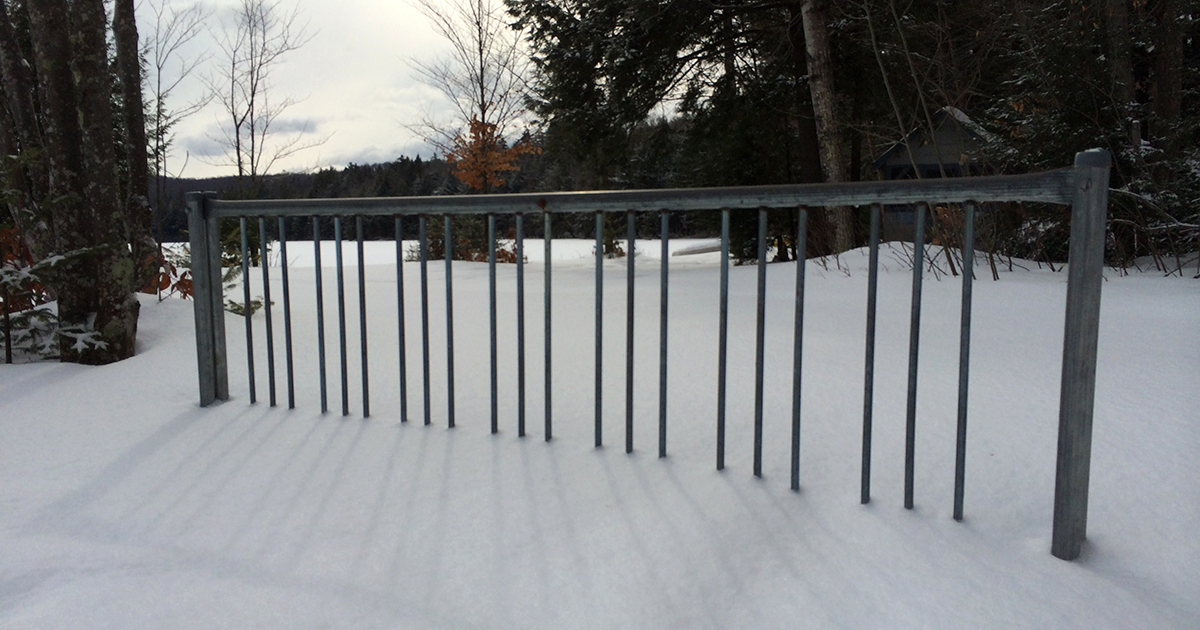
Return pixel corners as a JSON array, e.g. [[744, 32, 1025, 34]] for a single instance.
[[873, 107, 993, 240]]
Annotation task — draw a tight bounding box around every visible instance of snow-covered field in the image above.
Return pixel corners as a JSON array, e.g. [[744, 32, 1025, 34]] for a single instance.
[[1, 241, 1196, 629]]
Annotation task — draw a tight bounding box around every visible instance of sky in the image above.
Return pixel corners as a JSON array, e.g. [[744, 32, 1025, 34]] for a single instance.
[[140, 0, 464, 180]]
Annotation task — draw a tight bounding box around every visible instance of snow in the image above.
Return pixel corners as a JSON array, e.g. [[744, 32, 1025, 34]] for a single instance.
[[2, 242, 1197, 628]]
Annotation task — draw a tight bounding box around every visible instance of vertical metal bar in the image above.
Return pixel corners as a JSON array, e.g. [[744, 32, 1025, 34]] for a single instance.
[[313, 217, 327, 414], [516, 214, 526, 437], [357, 216, 370, 418], [444, 215, 455, 428], [1052, 149, 1111, 561], [211, 207, 229, 401], [791, 207, 809, 491], [489, 214, 498, 434], [335, 217, 349, 416], [904, 203, 928, 510], [3, 289, 11, 364], [862, 203, 881, 503], [395, 216, 408, 423], [419, 215, 431, 426], [659, 210, 669, 459], [753, 208, 767, 478], [240, 217, 256, 404], [953, 202, 977, 521], [277, 217, 295, 409], [544, 212, 552, 441], [258, 217, 276, 407], [625, 210, 635, 454], [717, 209, 730, 471], [595, 211, 604, 448]]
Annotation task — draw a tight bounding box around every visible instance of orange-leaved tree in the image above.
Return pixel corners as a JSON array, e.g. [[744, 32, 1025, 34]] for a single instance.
[[445, 118, 538, 193]]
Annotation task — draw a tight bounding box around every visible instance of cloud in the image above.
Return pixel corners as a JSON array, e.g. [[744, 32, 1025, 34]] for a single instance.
[[149, 0, 460, 179], [269, 118, 323, 135], [328, 138, 441, 168], [181, 135, 225, 159]]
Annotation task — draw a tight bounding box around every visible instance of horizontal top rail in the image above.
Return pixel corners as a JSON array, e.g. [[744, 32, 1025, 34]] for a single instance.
[[203, 168, 1075, 218]]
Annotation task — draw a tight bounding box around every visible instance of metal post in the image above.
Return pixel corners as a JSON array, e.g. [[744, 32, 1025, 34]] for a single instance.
[[186, 192, 228, 406], [953, 202, 977, 521], [791, 207, 808, 491], [625, 210, 635, 454], [258, 217, 276, 406], [862, 203, 881, 503], [659, 210, 669, 459], [1052, 149, 1111, 560], [357, 216, 370, 418], [313, 217, 327, 414], [277, 217, 295, 409], [445, 215, 455, 428], [419, 216, 431, 426], [335, 217, 349, 416], [753, 208, 768, 477], [904, 203, 928, 510], [489, 213, 498, 434], [516, 213, 526, 437], [240, 217, 256, 404], [544, 211, 552, 441], [595, 211, 604, 448], [395, 216, 408, 423], [717, 209, 730, 470]]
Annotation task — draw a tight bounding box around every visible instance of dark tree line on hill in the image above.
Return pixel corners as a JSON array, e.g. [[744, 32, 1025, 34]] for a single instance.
[[158, 148, 698, 260]]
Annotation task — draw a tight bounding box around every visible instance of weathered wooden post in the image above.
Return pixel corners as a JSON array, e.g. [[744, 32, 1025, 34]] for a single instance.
[[186, 191, 229, 406], [1051, 149, 1111, 560]]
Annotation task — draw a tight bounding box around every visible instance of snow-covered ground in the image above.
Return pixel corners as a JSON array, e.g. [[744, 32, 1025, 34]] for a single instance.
[[1, 242, 1196, 629]]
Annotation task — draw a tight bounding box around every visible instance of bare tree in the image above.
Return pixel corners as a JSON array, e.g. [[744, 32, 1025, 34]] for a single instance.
[[408, 0, 531, 157], [205, 0, 323, 194], [145, 0, 212, 217]]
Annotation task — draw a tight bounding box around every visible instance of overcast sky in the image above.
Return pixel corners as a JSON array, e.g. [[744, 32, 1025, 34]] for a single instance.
[[140, 0, 462, 180]]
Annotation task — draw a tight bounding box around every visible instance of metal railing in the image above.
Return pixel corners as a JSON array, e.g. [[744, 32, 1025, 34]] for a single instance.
[[187, 149, 1111, 561]]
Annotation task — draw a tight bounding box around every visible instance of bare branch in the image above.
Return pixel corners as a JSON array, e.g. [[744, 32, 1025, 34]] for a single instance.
[[145, 0, 213, 209], [202, 0, 323, 190], [406, 0, 532, 149]]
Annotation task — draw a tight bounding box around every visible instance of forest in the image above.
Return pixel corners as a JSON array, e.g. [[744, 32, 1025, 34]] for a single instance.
[[1, 0, 1198, 364]]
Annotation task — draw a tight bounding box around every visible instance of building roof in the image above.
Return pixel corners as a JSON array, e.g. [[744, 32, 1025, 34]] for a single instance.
[[871, 107, 994, 172]]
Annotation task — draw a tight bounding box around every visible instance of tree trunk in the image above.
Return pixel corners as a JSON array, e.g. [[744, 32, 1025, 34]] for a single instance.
[[1104, 0, 1136, 138], [800, 0, 854, 252], [70, 0, 140, 363], [113, 0, 156, 291], [25, 0, 81, 217], [1150, 0, 1182, 154], [785, 2, 823, 185], [29, 0, 139, 364], [0, 1, 51, 257]]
